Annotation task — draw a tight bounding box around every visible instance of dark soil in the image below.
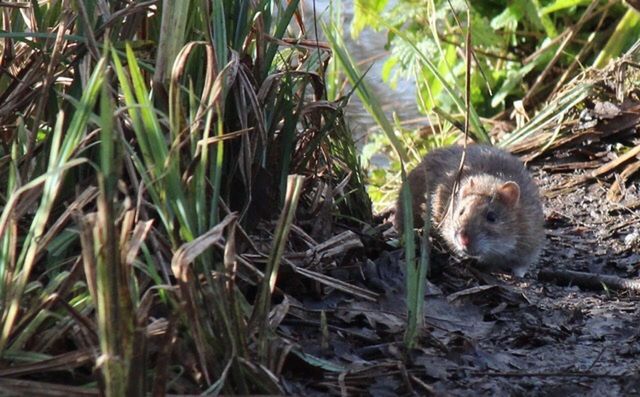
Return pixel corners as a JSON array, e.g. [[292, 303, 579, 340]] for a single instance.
[[282, 156, 640, 396]]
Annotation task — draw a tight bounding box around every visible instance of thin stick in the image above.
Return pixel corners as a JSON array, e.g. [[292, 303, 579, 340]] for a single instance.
[[538, 269, 640, 292], [443, 4, 472, 226]]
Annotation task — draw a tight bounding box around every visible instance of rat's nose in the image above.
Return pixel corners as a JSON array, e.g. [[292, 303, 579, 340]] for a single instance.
[[458, 230, 471, 248]]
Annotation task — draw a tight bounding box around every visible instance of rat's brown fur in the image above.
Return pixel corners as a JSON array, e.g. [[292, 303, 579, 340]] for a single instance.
[[395, 144, 544, 276]]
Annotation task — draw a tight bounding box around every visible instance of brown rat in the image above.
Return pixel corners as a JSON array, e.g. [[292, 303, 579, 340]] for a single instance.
[[394, 144, 544, 277]]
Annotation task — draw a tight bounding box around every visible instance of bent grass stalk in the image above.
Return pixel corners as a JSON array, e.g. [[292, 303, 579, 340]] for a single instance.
[[251, 174, 305, 358]]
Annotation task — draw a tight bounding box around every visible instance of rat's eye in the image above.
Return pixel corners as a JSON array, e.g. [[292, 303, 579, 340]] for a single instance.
[[458, 207, 465, 216], [486, 211, 497, 223]]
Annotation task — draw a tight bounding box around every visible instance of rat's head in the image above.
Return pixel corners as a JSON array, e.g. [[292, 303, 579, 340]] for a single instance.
[[445, 175, 521, 262]]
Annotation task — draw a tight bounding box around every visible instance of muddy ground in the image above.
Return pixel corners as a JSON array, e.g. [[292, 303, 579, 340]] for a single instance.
[[281, 150, 640, 396]]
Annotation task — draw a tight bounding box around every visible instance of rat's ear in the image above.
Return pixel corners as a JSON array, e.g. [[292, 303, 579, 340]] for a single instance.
[[497, 181, 520, 207], [460, 177, 475, 197]]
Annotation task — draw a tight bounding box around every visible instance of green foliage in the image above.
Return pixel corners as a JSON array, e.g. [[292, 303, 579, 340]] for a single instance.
[[352, 0, 638, 118]]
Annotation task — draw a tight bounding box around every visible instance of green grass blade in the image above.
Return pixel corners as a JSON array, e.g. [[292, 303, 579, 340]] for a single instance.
[[323, 19, 408, 162], [264, 0, 301, 79], [212, 0, 228, 70], [593, 9, 640, 69]]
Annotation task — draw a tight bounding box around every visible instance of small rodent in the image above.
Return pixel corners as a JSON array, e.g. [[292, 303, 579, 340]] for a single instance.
[[394, 144, 544, 277]]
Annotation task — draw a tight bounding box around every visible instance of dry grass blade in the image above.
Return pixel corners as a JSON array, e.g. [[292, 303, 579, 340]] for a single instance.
[[37, 187, 98, 252], [24, 3, 74, 169], [0, 158, 88, 243], [302, 230, 363, 263], [171, 214, 237, 269], [591, 143, 640, 179], [151, 316, 177, 397], [169, 41, 216, 130], [0, 2, 29, 8], [0, 349, 96, 377], [291, 265, 379, 302], [0, 378, 99, 397], [123, 218, 154, 267], [607, 161, 640, 202], [76, 212, 98, 305], [170, 213, 238, 385]]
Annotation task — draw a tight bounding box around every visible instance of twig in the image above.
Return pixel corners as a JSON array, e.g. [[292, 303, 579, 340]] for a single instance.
[[538, 269, 640, 292], [442, 2, 472, 227], [478, 370, 623, 378], [591, 143, 640, 179], [587, 347, 606, 371]]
